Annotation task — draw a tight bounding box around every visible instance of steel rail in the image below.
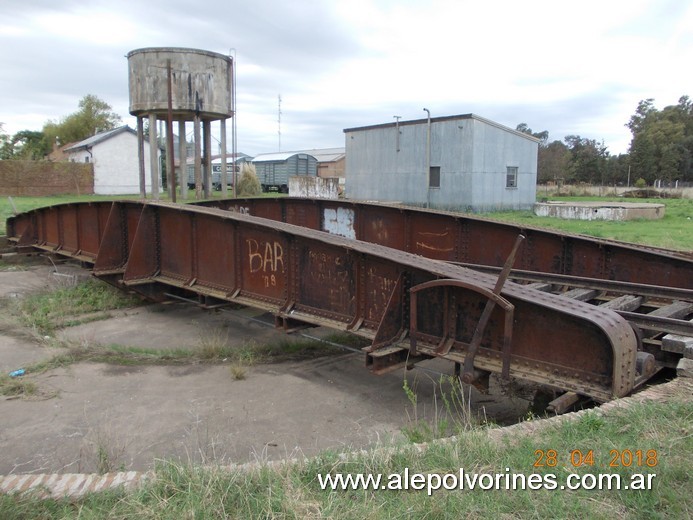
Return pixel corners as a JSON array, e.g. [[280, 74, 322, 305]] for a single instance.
[[446, 262, 693, 302]]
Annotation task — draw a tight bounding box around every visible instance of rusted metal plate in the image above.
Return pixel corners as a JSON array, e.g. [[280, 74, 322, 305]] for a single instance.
[[236, 224, 289, 304], [294, 239, 357, 322], [93, 202, 143, 274], [6, 203, 111, 261], [194, 214, 236, 293], [197, 198, 692, 290]]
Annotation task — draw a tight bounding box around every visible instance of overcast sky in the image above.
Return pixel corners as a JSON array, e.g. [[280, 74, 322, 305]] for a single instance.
[[1, 0, 691, 156]]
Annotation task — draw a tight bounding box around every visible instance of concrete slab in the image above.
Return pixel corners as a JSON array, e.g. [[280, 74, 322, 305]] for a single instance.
[[0, 266, 532, 475], [57, 304, 282, 351], [0, 335, 55, 375]]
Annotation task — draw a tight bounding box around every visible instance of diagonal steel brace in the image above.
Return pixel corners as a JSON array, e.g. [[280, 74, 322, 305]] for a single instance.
[[461, 234, 525, 383]]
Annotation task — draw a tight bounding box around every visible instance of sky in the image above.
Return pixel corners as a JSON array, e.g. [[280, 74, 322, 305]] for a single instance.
[[1, 0, 691, 157]]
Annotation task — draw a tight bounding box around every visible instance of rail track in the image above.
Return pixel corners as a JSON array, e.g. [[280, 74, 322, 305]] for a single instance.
[[5, 198, 692, 409]]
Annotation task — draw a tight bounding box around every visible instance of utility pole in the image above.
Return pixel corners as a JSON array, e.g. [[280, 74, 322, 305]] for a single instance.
[[393, 115, 401, 152], [423, 108, 431, 208]]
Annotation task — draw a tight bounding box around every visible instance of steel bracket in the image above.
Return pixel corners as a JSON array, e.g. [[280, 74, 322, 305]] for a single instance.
[[409, 278, 515, 378]]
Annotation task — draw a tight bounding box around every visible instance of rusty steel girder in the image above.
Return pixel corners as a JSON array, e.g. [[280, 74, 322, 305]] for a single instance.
[[6, 200, 642, 401], [196, 198, 693, 291]]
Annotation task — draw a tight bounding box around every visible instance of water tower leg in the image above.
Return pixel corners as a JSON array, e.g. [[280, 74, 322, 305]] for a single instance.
[[178, 120, 187, 200], [203, 120, 212, 198], [137, 116, 146, 199], [149, 113, 160, 200], [194, 115, 202, 200], [221, 119, 228, 198]]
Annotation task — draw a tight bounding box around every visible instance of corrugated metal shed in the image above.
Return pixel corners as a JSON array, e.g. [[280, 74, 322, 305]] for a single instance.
[[344, 114, 539, 212]]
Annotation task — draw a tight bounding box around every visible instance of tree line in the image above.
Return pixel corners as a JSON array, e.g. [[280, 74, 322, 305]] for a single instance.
[[518, 95, 693, 186], [2, 94, 692, 187], [0, 95, 121, 160]]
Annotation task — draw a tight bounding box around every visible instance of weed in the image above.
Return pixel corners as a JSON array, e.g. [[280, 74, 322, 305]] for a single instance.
[[10, 278, 139, 335], [195, 328, 234, 360], [78, 420, 129, 474], [229, 363, 247, 380], [0, 374, 37, 398], [401, 374, 477, 443], [236, 163, 261, 196], [0, 261, 28, 272]]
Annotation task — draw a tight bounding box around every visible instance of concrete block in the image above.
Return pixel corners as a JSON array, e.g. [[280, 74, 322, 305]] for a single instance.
[[677, 358, 693, 378], [662, 333, 693, 355]]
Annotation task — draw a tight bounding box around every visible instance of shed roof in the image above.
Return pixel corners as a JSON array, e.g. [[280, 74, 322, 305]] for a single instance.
[[64, 125, 137, 152], [343, 114, 540, 143], [294, 147, 345, 162], [252, 151, 317, 163]]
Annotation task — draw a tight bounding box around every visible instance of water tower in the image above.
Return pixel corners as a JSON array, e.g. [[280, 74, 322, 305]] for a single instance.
[[127, 47, 236, 200]]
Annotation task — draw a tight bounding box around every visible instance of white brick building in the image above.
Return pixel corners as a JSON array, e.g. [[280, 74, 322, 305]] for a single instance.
[[64, 125, 160, 195]]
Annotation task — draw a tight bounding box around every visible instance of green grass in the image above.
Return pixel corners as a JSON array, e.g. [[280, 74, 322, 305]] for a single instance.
[[1, 392, 689, 518], [7, 278, 140, 335], [484, 197, 693, 251]]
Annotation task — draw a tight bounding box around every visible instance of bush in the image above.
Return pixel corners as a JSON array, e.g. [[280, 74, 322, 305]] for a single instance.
[[236, 163, 261, 196], [634, 177, 647, 188]]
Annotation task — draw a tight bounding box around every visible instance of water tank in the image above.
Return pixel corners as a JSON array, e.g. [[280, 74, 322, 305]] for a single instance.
[[127, 47, 233, 120]]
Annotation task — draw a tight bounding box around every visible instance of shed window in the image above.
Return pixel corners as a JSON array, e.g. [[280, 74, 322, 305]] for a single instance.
[[506, 166, 518, 188], [429, 166, 440, 188], [84, 156, 90, 163]]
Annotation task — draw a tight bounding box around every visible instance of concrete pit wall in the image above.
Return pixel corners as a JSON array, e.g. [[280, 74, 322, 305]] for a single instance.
[[534, 201, 665, 221], [289, 176, 339, 199]]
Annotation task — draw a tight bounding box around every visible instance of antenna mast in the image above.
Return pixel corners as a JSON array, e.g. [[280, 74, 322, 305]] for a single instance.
[[277, 94, 282, 151]]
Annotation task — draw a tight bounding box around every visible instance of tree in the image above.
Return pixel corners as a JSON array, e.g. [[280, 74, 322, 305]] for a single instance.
[[0, 123, 11, 159], [626, 98, 657, 136], [516, 123, 549, 146], [8, 130, 51, 159], [0, 125, 51, 160], [606, 154, 631, 186], [517, 123, 558, 182], [627, 95, 693, 183], [563, 135, 609, 184], [538, 140, 571, 183], [43, 94, 122, 146]]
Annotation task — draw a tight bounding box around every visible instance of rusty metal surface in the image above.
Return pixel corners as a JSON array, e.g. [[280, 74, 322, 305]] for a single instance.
[[198, 198, 693, 290], [8, 202, 112, 261], [4, 200, 642, 401]]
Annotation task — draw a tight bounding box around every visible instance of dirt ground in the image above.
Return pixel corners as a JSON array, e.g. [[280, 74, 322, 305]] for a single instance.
[[0, 264, 532, 475]]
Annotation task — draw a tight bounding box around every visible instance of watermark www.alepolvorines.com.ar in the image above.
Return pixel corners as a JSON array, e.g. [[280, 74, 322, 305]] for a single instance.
[[317, 468, 656, 496]]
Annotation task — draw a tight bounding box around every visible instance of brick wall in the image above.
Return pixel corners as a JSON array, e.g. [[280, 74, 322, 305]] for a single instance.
[[0, 161, 94, 196]]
